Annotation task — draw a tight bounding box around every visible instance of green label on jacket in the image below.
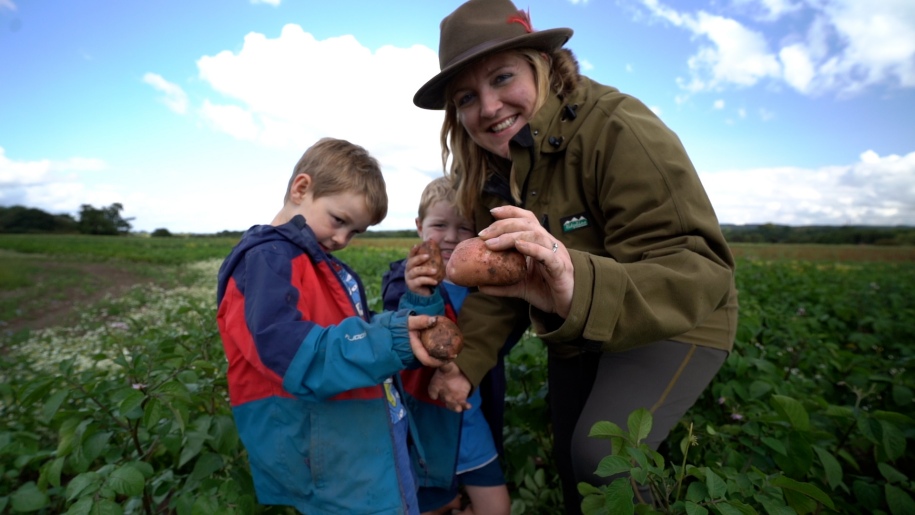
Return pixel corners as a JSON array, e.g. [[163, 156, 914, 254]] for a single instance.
[[561, 214, 590, 232]]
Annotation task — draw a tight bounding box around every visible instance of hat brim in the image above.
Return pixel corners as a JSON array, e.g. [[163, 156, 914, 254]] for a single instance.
[[413, 28, 573, 110]]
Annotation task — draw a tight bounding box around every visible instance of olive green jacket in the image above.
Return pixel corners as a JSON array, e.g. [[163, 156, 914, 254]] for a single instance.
[[454, 77, 739, 387]]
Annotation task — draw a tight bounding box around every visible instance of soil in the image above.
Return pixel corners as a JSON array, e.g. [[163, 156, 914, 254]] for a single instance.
[[0, 261, 157, 335]]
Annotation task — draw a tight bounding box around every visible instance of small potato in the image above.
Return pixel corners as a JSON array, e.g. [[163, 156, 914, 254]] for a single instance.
[[446, 237, 527, 287], [411, 239, 446, 284], [420, 317, 464, 361]]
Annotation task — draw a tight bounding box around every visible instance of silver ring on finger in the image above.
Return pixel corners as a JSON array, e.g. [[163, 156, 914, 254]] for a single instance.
[[551, 242, 559, 253]]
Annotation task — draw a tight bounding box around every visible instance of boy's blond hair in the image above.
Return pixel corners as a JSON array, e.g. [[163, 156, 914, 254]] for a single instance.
[[284, 137, 388, 225], [417, 176, 458, 221]]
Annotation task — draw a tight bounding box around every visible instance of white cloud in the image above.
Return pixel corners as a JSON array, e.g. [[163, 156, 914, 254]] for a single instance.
[[191, 25, 446, 230], [0, 147, 112, 215], [713, 99, 725, 109], [702, 150, 915, 225], [636, 0, 915, 97], [579, 58, 594, 71], [143, 73, 188, 114], [250, 0, 281, 6], [0, 0, 16, 12]]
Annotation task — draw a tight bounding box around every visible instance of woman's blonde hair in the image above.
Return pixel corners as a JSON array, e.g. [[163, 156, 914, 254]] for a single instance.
[[440, 48, 581, 218]]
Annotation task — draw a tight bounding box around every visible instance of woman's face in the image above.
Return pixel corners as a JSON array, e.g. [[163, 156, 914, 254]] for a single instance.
[[450, 51, 538, 159]]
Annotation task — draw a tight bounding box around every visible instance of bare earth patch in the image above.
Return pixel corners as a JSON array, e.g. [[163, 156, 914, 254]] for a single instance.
[[0, 261, 156, 335]]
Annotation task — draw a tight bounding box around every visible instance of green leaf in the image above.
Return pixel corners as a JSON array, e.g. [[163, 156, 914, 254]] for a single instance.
[[66, 472, 102, 502], [626, 447, 649, 469], [879, 420, 906, 461], [686, 481, 709, 502], [10, 482, 49, 512], [187, 453, 224, 486], [857, 416, 880, 444], [108, 465, 145, 497], [891, 385, 913, 406], [80, 431, 112, 465], [878, 463, 909, 484], [761, 437, 787, 455], [684, 501, 709, 515], [42, 457, 65, 489], [811, 446, 843, 490], [783, 489, 817, 515], [760, 496, 795, 515], [771, 395, 810, 431], [604, 478, 635, 515], [590, 421, 625, 439], [66, 497, 93, 515], [90, 499, 124, 515], [178, 432, 210, 467], [886, 484, 915, 515], [41, 389, 69, 422], [580, 492, 607, 515], [117, 389, 146, 417], [771, 475, 835, 510], [627, 409, 653, 444], [852, 480, 881, 511], [749, 380, 772, 400], [143, 397, 163, 430], [595, 456, 631, 478], [577, 482, 603, 496], [705, 468, 727, 499]]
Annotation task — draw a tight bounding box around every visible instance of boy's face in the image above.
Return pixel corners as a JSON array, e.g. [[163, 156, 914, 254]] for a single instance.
[[415, 200, 475, 264], [299, 191, 372, 253]]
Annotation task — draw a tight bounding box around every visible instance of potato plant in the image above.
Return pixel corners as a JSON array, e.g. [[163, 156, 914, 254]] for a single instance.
[[0, 237, 912, 514]]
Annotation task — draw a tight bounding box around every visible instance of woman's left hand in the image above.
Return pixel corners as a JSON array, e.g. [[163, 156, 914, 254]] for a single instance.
[[477, 205, 574, 318]]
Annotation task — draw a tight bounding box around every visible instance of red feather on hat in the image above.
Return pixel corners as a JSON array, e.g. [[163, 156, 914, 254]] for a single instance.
[[507, 8, 533, 33]]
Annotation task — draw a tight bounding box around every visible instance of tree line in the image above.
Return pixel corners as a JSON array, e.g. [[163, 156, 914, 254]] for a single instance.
[[0, 204, 133, 236], [720, 223, 915, 246], [2, 204, 914, 244]]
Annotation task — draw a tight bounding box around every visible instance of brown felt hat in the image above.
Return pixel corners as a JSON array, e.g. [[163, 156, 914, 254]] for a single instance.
[[413, 0, 573, 110]]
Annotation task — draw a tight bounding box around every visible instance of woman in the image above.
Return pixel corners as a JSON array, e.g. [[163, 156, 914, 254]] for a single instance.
[[415, 0, 739, 513]]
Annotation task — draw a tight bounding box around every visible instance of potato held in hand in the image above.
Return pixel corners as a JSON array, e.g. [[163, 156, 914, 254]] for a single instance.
[[411, 239, 446, 284], [420, 317, 464, 361], [446, 237, 527, 287]]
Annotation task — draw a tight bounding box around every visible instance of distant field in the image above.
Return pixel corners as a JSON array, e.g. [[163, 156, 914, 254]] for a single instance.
[[1, 234, 912, 265], [730, 242, 915, 262]]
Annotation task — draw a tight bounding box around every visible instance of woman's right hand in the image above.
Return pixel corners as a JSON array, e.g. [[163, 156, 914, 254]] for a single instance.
[[477, 205, 575, 318]]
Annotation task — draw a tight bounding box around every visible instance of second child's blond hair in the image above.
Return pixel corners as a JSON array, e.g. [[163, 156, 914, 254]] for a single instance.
[[284, 137, 388, 225], [417, 176, 457, 221]]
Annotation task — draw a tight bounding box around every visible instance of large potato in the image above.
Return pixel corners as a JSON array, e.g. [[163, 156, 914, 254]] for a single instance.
[[411, 239, 446, 283], [420, 317, 464, 361], [446, 237, 527, 287]]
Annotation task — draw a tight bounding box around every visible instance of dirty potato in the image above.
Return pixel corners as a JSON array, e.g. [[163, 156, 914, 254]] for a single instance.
[[420, 317, 464, 361], [446, 237, 527, 287], [411, 239, 446, 284]]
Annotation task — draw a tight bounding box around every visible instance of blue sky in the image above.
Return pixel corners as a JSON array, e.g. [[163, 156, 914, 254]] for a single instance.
[[1, 0, 913, 233]]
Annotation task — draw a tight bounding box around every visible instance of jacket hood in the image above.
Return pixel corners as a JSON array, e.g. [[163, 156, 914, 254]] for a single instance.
[[217, 215, 324, 303]]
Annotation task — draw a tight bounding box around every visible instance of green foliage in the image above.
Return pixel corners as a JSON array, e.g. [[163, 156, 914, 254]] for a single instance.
[[573, 259, 915, 514], [0, 205, 78, 234], [0, 234, 239, 265], [0, 263, 283, 513], [1, 237, 913, 514], [78, 204, 134, 236], [150, 229, 173, 238]]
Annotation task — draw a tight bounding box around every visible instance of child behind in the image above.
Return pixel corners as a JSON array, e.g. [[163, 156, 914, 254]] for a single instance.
[[382, 177, 511, 515], [216, 137, 447, 514]]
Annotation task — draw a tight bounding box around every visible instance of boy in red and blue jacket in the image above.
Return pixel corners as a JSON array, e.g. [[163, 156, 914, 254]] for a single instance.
[[216, 138, 448, 514]]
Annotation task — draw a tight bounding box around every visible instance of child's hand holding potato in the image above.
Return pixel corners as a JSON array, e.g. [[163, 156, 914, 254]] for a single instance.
[[405, 240, 446, 296]]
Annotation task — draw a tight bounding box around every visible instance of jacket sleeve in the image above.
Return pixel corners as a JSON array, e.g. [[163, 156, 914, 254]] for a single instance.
[[532, 95, 735, 351], [240, 246, 417, 401], [381, 259, 407, 311]]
